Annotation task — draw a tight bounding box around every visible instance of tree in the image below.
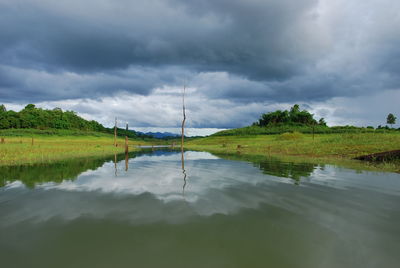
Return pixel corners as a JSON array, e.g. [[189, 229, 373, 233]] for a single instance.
[[0, 104, 6, 113], [258, 110, 289, 126], [318, 118, 327, 126], [255, 104, 319, 127], [387, 113, 396, 128], [24, 104, 36, 110], [0, 118, 10, 129], [296, 110, 315, 124], [290, 104, 300, 114]]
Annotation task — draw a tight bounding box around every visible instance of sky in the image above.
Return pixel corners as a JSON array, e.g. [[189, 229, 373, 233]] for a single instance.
[[0, 0, 399, 135]]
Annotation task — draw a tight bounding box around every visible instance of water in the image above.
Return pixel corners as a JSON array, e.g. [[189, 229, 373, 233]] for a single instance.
[[1, 149, 400, 268]]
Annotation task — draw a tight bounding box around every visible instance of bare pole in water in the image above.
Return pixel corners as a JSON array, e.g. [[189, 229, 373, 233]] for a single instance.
[[125, 124, 129, 154], [181, 82, 186, 156], [312, 121, 315, 141], [125, 123, 129, 171], [114, 117, 117, 147]]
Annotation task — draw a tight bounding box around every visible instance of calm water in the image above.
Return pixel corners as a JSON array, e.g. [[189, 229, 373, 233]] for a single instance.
[[1, 150, 400, 268]]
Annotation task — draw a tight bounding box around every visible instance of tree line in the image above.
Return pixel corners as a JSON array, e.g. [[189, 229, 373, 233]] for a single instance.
[[0, 104, 105, 131], [0, 104, 148, 138]]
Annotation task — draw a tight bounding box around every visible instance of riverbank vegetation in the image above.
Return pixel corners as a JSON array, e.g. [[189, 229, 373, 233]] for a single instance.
[[1, 104, 399, 171], [186, 132, 400, 172], [0, 134, 151, 166], [184, 104, 400, 172]]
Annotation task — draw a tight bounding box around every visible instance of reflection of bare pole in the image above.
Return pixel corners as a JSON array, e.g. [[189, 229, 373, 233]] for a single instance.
[[125, 152, 129, 172], [114, 153, 117, 176], [182, 149, 187, 196], [181, 82, 187, 197]]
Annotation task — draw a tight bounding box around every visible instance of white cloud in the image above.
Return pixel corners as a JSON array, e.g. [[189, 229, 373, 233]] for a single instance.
[[3, 87, 399, 132]]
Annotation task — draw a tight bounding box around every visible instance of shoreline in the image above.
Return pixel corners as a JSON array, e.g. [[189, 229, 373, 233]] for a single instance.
[[0, 135, 151, 167], [186, 132, 400, 173], [0, 132, 399, 173]]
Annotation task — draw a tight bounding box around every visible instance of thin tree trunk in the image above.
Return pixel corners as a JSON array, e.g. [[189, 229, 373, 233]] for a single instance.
[[312, 122, 315, 141], [181, 83, 186, 156], [114, 117, 117, 147], [125, 123, 129, 154]]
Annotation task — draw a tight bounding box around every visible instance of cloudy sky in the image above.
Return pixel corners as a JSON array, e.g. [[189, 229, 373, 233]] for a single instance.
[[0, 0, 399, 135]]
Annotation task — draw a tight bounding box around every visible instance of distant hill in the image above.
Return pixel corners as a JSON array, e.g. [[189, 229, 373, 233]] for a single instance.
[[141, 132, 180, 139]]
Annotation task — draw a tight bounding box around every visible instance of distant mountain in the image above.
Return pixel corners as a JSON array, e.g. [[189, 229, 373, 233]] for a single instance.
[[138, 131, 180, 139]]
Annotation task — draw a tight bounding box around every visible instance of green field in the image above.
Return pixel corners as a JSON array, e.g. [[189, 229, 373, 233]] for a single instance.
[[0, 129, 153, 166]]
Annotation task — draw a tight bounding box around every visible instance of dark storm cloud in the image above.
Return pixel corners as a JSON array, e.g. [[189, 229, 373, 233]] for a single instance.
[[0, 0, 327, 101], [0, 64, 192, 102], [0, 0, 318, 76], [0, 0, 399, 126]]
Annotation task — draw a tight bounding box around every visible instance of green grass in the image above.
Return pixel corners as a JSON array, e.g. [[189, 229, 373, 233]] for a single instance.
[[0, 132, 153, 166], [186, 132, 400, 173], [276, 131, 304, 140], [1, 129, 400, 173]]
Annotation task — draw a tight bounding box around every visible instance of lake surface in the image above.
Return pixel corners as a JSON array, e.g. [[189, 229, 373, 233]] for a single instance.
[[1, 149, 400, 268]]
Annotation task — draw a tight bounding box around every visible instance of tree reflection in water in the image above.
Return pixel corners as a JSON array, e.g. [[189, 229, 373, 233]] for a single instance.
[[0, 152, 143, 188], [0, 149, 320, 189], [212, 153, 319, 185]]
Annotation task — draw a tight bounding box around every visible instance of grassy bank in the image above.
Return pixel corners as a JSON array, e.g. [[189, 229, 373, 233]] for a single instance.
[[186, 132, 400, 172], [1, 129, 400, 172], [0, 130, 153, 166]]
